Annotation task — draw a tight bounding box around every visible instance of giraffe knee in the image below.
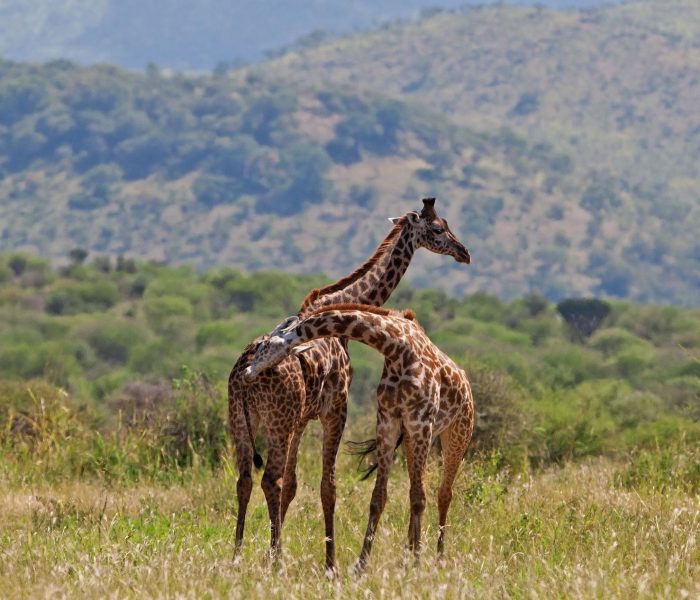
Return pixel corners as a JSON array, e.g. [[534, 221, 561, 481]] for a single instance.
[[369, 498, 386, 517], [438, 487, 452, 505], [237, 472, 252, 492], [261, 472, 282, 494], [411, 498, 426, 515]]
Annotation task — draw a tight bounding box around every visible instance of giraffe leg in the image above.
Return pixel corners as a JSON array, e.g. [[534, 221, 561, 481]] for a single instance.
[[319, 403, 348, 573], [404, 422, 432, 563], [260, 433, 288, 563], [402, 426, 417, 553], [233, 441, 253, 559], [354, 412, 402, 574], [437, 412, 471, 556], [279, 420, 307, 525], [230, 393, 258, 560]]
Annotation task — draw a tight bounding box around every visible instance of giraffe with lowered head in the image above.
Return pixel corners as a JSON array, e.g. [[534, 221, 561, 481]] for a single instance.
[[228, 198, 470, 570], [244, 304, 475, 572]]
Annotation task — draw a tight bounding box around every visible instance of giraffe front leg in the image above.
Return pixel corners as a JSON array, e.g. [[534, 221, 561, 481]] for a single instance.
[[320, 404, 347, 574], [354, 413, 401, 575]]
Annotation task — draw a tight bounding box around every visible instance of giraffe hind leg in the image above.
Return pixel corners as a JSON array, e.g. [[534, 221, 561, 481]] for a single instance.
[[230, 394, 259, 560], [437, 412, 471, 556], [319, 403, 348, 573], [354, 413, 402, 574], [260, 433, 289, 563]]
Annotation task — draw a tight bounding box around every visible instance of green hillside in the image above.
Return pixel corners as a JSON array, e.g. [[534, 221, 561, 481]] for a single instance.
[[261, 0, 700, 185], [0, 60, 604, 301], [0, 0, 699, 305], [250, 0, 700, 302]]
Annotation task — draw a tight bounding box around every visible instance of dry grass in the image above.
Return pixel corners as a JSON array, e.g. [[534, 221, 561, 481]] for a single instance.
[[1, 444, 698, 599]]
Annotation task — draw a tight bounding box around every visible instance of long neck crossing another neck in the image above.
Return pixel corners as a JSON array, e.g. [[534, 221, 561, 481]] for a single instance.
[[285, 311, 403, 356], [300, 223, 416, 316]]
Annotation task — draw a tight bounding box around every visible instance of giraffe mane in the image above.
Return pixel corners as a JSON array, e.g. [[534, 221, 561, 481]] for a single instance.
[[299, 216, 409, 313], [306, 302, 417, 322]]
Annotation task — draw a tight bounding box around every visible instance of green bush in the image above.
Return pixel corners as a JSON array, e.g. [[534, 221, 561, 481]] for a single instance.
[[84, 321, 147, 364], [195, 321, 241, 350], [46, 281, 119, 314], [469, 366, 528, 468], [143, 296, 193, 329]]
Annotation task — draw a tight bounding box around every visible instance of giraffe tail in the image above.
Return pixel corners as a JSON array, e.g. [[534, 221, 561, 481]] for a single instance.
[[243, 398, 264, 469], [345, 433, 404, 481], [229, 380, 264, 470]]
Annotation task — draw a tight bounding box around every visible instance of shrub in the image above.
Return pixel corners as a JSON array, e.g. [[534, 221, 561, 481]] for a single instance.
[[195, 321, 241, 350], [84, 321, 146, 364], [46, 281, 119, 314], [468, 366, 527, 467], [143, 296, 193, 329]]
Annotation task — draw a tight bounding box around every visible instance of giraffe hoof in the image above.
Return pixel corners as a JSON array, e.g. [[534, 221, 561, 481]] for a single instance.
[[324, 564, 338, 580]]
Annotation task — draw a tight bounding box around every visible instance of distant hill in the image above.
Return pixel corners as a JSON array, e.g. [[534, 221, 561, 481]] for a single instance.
[[241, 0, 700, 303], [0, 47, 697, 306], [261, 1, 700, 187], [0, 0, 622, 69]]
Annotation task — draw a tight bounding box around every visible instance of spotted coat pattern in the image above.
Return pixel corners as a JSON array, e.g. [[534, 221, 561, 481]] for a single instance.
[[228, 199, 470, 569], [245, 304, 475, 571]]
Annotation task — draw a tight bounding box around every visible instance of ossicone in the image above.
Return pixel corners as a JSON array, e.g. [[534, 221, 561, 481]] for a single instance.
[[420, 197, 436, 218]]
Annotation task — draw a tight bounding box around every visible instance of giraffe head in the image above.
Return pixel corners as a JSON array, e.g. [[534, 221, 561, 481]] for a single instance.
[[243, 316, 311, 382], [391, 198, 471, 264]]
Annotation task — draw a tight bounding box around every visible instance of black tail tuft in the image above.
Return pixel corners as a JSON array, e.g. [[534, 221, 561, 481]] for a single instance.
[[253, 452, 264, 469], [358, 462, 378, 481], [345, 438, 377, 458], [345, 434, 404, 481]]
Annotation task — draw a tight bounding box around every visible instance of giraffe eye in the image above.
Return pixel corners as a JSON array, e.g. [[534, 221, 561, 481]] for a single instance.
[[433, 227, 445, 235]]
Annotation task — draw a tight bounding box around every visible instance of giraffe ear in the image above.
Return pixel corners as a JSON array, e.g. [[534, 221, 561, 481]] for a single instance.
[[292, 342, 314, 355], [388, 217, 401, 224], [270, 315, 299, 336]]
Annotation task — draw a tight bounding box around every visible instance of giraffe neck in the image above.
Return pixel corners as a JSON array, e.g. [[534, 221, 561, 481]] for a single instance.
[[286, 310, 407, 356], [299, 221, 416, 316]]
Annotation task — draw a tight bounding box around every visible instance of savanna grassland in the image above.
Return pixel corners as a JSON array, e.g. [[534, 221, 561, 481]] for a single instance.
[[0, 255, 698, 597], [2, 445, 699, 598]]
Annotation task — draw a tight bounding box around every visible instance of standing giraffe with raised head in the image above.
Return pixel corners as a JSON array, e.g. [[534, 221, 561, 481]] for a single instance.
[[243, 304, 475, 572], [228, 198, 470, 570]]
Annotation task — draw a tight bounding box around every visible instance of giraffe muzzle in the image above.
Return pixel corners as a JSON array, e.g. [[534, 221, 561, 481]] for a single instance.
[[455, 248, 471, 264]]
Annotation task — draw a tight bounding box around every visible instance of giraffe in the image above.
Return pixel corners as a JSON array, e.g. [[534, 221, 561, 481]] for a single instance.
[[243, 304, 475, 572], [228, 198, 470, 570]]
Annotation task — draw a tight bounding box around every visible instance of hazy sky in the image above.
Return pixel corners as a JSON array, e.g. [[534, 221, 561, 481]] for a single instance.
[[0, 0, 623, 69]]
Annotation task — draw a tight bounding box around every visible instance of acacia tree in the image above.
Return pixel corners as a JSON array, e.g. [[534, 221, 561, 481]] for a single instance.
[[557, 298, 611, 341]]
